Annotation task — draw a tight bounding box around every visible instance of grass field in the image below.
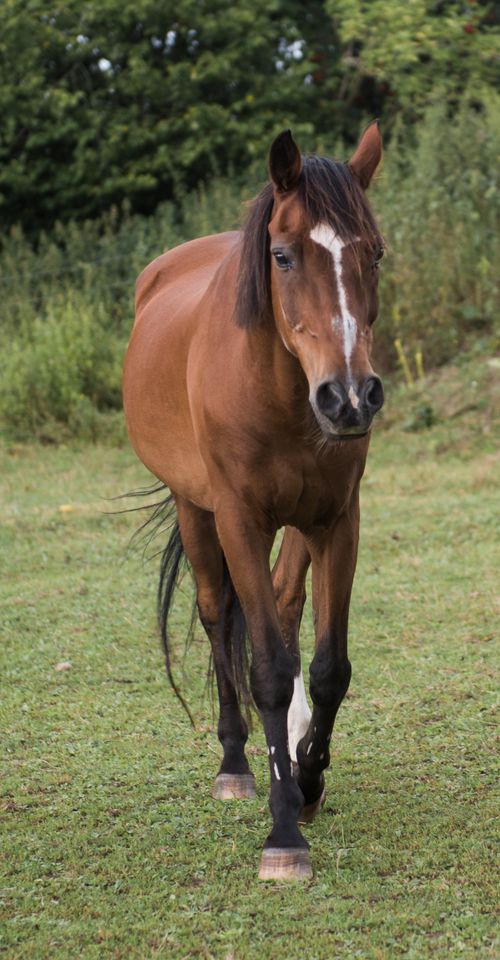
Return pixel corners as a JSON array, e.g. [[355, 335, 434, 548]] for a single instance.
[[1, 362, 498, 959]]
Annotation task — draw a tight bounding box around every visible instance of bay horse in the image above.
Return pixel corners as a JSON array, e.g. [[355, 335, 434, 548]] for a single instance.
[[123, 122, 385, 881]]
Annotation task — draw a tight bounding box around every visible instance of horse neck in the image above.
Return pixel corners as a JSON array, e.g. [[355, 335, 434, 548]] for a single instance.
[[248, 315, 310, 419]]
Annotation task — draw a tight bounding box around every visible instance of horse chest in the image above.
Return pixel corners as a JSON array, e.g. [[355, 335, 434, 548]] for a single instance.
[[268, 452, 361, 531]]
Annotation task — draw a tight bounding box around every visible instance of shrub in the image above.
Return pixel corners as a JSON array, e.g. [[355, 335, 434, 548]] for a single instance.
[[0, 95, 498, 440], [374, 90, 499, 373], [0, 296, 123, 441]]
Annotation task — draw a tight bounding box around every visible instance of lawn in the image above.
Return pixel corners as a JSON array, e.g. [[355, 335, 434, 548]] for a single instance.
[[1, 366, 498, 959]]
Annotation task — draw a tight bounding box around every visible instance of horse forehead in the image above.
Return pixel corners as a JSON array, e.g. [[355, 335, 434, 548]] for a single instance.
[[310, 223, 347, 258], [269, 194, 306, 236]]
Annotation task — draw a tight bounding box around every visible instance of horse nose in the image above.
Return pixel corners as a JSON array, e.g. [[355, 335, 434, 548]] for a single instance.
[[360, 375, 384, 415], [314, 379, 348, 423], [312, 374, 384, 433]]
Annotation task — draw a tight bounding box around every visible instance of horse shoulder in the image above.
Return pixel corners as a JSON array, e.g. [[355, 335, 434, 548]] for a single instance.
[[135, 230, 241, 319]]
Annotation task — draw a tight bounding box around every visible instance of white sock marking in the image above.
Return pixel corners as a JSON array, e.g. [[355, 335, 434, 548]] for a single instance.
[[287, 672, 312, 763], [310, 223, 358, 372]]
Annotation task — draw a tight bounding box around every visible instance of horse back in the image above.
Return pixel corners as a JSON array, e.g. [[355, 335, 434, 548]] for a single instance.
[[134, 230, 241, 324]]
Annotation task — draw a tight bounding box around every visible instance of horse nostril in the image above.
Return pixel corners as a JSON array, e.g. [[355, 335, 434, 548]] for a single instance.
[[315, 380, 346, 422], [363, 375, 384, 415]]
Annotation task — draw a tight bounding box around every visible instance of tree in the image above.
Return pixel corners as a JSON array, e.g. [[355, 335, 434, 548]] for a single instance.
[[0, 0, 498, 232], [0, 0, 321, 230], [326, 0, 499, 120]]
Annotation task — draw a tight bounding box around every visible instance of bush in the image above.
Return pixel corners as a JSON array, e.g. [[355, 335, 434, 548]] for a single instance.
[[0, 296, 123, 441], [374, 90, 499, 373], [0, 95, 498, 440]]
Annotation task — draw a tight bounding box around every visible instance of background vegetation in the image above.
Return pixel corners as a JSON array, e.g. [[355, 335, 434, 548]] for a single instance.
[[0, 1, 498, 440], [0, 92, 498, 441], [1, 0, 496, 232]]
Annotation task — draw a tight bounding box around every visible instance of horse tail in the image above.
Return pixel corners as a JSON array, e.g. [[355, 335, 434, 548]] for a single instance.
[[115, 483, 252, 723], [157, 514, 198, 726], [111, 484, 196, 724], [158, 526, 252, 723]]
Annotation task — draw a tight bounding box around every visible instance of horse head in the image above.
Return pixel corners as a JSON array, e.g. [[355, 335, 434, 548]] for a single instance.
[[267, 123, 384, 439]]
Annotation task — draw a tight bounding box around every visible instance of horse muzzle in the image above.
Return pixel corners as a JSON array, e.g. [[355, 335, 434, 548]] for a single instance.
[[310, 375, 384, 439]]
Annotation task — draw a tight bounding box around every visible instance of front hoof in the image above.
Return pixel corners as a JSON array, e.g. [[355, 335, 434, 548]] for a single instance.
[[298, 785, 326, 825], [211, 773, 256, 800], [258, 847, 312, 882]]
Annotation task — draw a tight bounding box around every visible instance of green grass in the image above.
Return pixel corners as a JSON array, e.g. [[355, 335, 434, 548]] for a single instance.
[[1, 371, 498, 959]]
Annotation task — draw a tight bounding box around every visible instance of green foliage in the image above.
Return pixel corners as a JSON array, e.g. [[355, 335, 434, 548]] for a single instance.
[[0, 175, 251, 439], [374, 90, 500, 369], [0, 296, 123, 442], [1, 1, 497, 232], [329, 0, 499, 118], [0, 0, 317, 231], [0, 95, 498, 440]]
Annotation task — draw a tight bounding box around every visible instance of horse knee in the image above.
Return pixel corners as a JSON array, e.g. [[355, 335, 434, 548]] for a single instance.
[[309, 648, 351, 709], [250, 646, 295, 713]]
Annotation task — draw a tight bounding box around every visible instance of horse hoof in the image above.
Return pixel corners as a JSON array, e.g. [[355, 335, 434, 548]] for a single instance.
[[211, 773, 256, 800], [258, 847, 312, 882], [298, 786, 326, 825]]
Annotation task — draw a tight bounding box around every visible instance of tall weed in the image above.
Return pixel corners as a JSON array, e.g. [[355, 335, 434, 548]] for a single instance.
[[374, 90, 499, 372]]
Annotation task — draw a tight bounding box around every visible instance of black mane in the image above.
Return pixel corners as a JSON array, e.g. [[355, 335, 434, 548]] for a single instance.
[[234, 155, 381, 330]]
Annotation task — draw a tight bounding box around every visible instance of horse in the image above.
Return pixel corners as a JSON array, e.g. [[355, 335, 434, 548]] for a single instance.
[[123, 121, 385, 881]]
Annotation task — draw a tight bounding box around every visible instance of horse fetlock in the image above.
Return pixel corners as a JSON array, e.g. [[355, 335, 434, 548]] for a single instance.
[[297, 737, 330, 775], [297, 781, 327, 825], [295, 739, 327, 806], [264, 814, 308, 853], [218, 735, 251, 776], [217, 716, 248, 748]]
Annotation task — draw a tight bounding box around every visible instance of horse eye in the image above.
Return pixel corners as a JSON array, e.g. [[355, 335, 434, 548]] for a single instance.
[[272, 250, 293, 270], [373, 246, 385, 268]]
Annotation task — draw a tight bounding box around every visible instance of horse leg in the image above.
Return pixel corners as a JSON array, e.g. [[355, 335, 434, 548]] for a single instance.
[[295, 499, 360, 816], [214, 504, 311, 880], [175, 496, 255, 800], [272, 529, 311, 758], [272, 527, 326, 824]]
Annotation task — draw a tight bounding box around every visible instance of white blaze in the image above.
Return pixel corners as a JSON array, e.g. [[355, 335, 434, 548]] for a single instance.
[[348, 385, 360, 409], [310, 223, 358, 370], [287, 671, 312, 763]]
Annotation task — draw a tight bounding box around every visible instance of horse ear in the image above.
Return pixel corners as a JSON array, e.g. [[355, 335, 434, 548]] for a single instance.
[[269, 130, 302, 193], [348, 121, 382, 190]]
